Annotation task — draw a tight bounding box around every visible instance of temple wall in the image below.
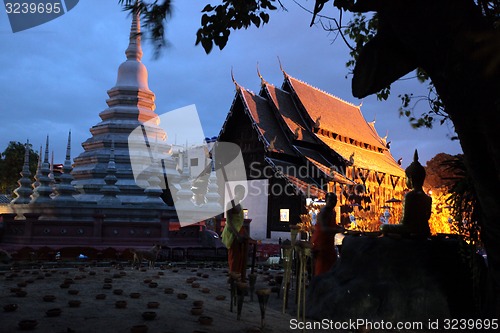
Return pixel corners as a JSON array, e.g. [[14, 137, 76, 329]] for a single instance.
[[0, 206, 174, 252]]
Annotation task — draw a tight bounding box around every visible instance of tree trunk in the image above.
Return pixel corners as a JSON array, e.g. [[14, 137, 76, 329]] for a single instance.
[[435, 78, 500, 316], [348, 0, 500, 315]]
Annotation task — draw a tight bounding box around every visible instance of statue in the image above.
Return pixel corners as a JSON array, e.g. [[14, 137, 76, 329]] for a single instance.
[[381, 150, 432, 236]]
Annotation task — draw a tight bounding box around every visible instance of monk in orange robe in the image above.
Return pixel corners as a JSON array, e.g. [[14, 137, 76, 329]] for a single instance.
[[312, 192, 342, 276], [221, 185, 248, 281]]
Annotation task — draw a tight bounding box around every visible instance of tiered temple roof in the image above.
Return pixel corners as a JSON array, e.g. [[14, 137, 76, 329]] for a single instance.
[[220, 69, 405, 199]]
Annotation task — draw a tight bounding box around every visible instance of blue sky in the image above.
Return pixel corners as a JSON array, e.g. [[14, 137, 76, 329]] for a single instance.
[[0, 1, 462, 168]]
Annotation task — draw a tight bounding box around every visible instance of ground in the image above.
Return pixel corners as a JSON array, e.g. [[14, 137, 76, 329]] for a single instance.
[[0, 261, 296, 333]]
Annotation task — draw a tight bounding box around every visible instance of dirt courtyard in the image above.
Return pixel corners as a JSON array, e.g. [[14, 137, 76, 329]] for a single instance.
[[0, 261, 301, 333]]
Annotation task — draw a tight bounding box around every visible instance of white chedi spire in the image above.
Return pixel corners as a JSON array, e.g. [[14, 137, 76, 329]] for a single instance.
[[204, 165, 222, 211], [100, 141, 121, 205], [115, 6, 149, 90], [11, 140, 33, 204], [175, 152, 196, 210], [125, 5, 143, 62], [31, 136, 53, 204], [53, 131, 77, 202], [31, 145, 42, 199]]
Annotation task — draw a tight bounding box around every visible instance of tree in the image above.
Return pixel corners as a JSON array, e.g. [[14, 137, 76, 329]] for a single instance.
[[424, 153, 461, 191], [120, 0, 500, 314], [0, 142, 39, 194]]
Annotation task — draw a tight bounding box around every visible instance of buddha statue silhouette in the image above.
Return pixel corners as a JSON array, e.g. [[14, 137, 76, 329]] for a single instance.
[[381, 150, 432, 236]]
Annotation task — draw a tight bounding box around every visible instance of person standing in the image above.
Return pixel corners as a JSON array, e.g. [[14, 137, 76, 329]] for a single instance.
[[221, 185, 248, 281], [312, 192, 343, 276]]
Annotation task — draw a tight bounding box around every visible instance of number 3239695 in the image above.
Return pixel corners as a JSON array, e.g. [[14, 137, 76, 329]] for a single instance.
[[443, 318, 498, 330], [5, 2, 62, 14]]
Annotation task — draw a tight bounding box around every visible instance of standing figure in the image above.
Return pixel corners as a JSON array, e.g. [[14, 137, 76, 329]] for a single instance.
[[381, 150, 432, 236], [312, 192, 342, 276], [221, 185, 248, 281]]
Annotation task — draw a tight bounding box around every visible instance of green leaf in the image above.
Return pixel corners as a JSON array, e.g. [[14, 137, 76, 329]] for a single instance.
[[250, 14, 261, 27], [260, 12, 270, 24], [201, 38, 213, 54], [201, 14, 210, 26], [202, 4, 215, 12]]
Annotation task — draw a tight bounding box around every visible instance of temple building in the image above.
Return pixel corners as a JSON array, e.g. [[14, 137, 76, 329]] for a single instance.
[[219, 70, 405, 240], [0, 10, 221, 252]]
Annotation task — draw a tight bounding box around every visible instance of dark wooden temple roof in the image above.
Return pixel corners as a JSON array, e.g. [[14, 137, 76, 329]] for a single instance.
[[262, 83, 316, 144], [237, 85, 295, 156], [219, 70, 405, 197]]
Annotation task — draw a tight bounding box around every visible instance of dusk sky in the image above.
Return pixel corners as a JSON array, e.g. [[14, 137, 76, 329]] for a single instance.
[[0, 1, 462, 170]]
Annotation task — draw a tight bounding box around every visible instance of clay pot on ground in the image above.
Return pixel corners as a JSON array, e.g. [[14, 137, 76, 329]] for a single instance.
[[147, 301, 160, 309], [46, 308, 62, 317], [43, 295, 56, 302], [59, 283, 70, 289], [115, 300, 127, 309], [192, 300, 204, 307], [113, 289, 124, 295], [3, 303, 18, 312], [95, 294, 106, 300], [68, 300, 81, 308], [141, 311, 157, 320], [177, 293, 188, 300], [201, 288, 210, 294], [130, 292, 141, 299], [164, 288, 174, 294], [215, 295, 226, 301], [191, 307, 203, 315], [143, 278, 152, 284], [148, 282, 158, 288], [130, 324, 149, 333], [191, 283, 200, 288], [198, 316, 213, 325]]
